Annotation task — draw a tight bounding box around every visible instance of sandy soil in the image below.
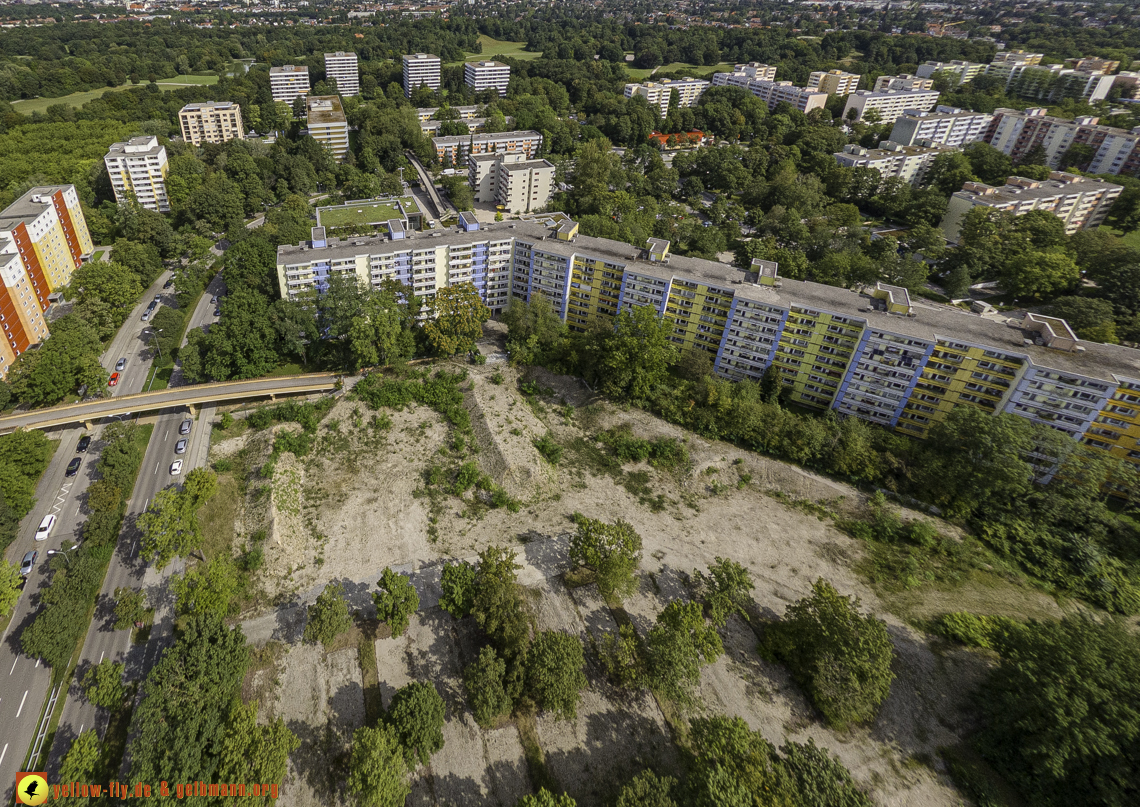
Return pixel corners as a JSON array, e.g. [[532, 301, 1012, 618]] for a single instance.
[[228, 350, 1058, 807]]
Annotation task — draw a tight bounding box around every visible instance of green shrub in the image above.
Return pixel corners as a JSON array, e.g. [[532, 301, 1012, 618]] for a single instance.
[[464, 645, 513, 727], [935, 612, 1022, 650], [533, 433, 563, 464], [385, 681, 446, 767], [490, 371, 505, 385], [373, 567, 419, 638], [440, 562, 477, 618], [453, 461, 481, 494], [598, 425, 651, 462], [647, 437, 688, 471]]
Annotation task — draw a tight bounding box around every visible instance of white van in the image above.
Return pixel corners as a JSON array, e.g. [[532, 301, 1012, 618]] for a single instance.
[[35, 513, 56, 541]]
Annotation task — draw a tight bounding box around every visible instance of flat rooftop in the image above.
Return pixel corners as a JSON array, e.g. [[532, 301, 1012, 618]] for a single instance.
[[431, 130, 541, 147], [270, 65, 307, 75], [277, 220, 1140, 383], [0, 185, 72, 229], [316, 196, 421, 228], [306, 96, 346, 125]]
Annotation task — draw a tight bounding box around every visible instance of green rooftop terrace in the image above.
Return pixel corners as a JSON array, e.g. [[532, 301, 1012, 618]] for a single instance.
[[316, 196, 422, 229]]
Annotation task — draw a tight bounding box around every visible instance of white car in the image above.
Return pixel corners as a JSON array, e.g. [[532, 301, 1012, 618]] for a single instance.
[[170, 460, 183, 476], [34, 513, 56, 541]]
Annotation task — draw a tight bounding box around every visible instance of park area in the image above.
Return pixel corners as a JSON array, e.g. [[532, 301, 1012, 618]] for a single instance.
[[11, 74, 219, 115], [201, 334, 1059, 807]]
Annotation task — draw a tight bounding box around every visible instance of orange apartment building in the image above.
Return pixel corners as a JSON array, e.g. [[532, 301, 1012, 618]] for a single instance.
[[0, 185, 92, 376]]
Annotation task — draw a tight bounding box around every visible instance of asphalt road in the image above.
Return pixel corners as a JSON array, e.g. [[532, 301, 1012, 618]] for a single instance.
[[101, 271, 174, 399]]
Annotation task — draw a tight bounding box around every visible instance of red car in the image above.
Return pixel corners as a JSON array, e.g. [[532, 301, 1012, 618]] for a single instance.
[[108, 372, 120, 387]]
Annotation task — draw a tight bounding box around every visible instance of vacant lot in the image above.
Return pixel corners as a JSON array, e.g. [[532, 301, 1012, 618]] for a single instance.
[[228, 351, 1055, 806]]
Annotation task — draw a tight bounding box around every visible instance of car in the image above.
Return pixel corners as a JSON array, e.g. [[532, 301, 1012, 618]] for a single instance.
[[108, 372, 119, 387], [76, 435, 91, 453], [154, 293, 162, 302], [65, 457, 81, 477], [141, 310, 151, 322], [210, 296, 218, 305], [175, 438, 188, 454], [170, 460, 183, 476], [115, 357, 127, 371], [19, 550, 37, 577], [213, 307, 221, 317], [34, 514, 56, 541], [163, 279, 174, 289], [179, 419, 193, 435]]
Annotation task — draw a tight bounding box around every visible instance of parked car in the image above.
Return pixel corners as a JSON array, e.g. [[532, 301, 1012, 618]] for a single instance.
[[76, 435, 91, 453], [20, 550, 37, 577], [214, 308, 221, 317], [163, 279, 174, 289], [115, 357, 127, 371], [175, 438, 188, 454], [34, 514, 56, 541], [154, 294, 162, 301], [210, 296, 218, 305], [170, 459, 183, 476], [179, 419, 193, 435], [65, 457, 81, 477], [108, 372, 119, 387], [141, 310, 152, 322]]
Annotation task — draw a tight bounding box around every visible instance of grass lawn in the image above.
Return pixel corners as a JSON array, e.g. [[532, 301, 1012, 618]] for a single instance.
[[142, 364, 173, 392], [462, 35, 542, 63], [317, 197, 420, 228], [266, 361, 307, 378], [12, 74, 219, 115], [655, 61, 736, 77], [91, 247, 110, 262]]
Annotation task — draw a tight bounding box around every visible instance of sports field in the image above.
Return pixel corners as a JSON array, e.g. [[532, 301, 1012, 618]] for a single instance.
[[11, 75, 220, 115]]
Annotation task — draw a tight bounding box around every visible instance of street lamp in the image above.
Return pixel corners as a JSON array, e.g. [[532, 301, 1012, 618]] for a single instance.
[[47, 544, 79, 566]]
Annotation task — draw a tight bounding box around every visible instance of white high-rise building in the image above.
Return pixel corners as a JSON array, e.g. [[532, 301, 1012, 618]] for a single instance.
[[888, 106, 994, 148], [874, 74, 934, 93], [179, 101, 245, 145], [270, 65, 310, 104], [324, 52, 360, 96], [624, 78, 710, 116], [104, 136, 170, 212], [403, 53, 441, 98], [834, 140, 956, 185], [916, 60, 988, 85], [464, 60, 510, 97], [710, 72, 827, 114], [306, 96, 350, 162], [843, 89, 941, 124]]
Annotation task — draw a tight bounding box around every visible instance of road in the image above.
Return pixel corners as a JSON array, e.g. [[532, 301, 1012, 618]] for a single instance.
[[101, 271, 173, 399], [405, 150, 453, 220]]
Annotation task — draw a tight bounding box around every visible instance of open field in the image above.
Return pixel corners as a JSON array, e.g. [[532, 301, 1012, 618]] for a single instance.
[[463, 35, 543, 63], [623, 61, 736, 81], [11, 75, 219, 115]]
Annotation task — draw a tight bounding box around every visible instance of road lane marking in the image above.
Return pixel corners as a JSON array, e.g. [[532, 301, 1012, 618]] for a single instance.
[[155, 462, 159, 475], [9, 658, 16, 675], [76, 506, 81, 516], [34, 659, 38, 668], [15, 690, 27, 717], [78, 724, 83, 735], [0, 743, 7, 768], [99, 651, 104, 664]]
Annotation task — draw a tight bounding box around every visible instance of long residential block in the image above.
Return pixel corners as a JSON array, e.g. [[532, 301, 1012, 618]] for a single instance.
[[984, 107, 1140, 176], [835, 140, 955, 185], [711, 71, 828, 114], [874, 74, 934, 92], [433, 130, 541, 165], [843, 89, 941, 124], [275, 217, 1140, 487], [808, 70, 861, 96], [0, 185, 92, 376], [940, 172, 1123, 242], [888, 105, 994, 148], [624, 78, 710, 117], [916, 60, 988, 85]]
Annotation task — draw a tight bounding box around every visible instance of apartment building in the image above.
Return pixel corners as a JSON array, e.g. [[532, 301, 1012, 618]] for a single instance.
[[807, 70, 861, 96], [712, 62, 778, 88], [403, 53, 441, 98], [842, 89, 941, 124], [623, 78, 710, 117], [416, 106, 481, 123], [464, 60, 510, 97], [710, 70, 827, 114], [1067, 57, 1121, 75], [469, 152, 555, 214], [269, 65, 310, 104], [916, 60, 988, 85], [888, 106, 993, 148], [941, 172, 1123, 242], [834, 140, 955, 185], [178, 101, 244, 145], [0, 185, 92, 376], [433, 130, 542, 165], [984, 107, 1140, 176], [324, 51, 360, 96], [274, 218, 1140, 489], [305, 96, 350, 162], [103, 135, 170, 212], [873, 74, 934, 92]]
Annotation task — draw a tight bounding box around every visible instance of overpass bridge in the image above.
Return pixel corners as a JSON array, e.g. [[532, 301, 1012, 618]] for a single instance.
[[0, 373, 341, 434]]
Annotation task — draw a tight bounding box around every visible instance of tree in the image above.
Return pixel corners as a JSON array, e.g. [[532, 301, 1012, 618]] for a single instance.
[[693, 557, 754, 628], [57, 731, 102, 807], [599, 304, 678, 401], [424, 283, 490, 356], [568, 514, 643, 600], [112, 587, 148, 629], [304, 582, 353, 647], [173, 556, 242, 619], [616, 771, 677, 807], [440, 174, 475, 210], [925, 151, 977, 196], [215, 701, 300, 807], [645, 601, 723, 703], [472, 546, 529, 659], [373, 567, 419, 637], [978, 616, 1140, 807], [82, 659, 126, 708], [963, 142, 1013, 186], [71, 260, 144, 340], [348, 285, 413, 372], [386, 681, 446, 767], [780, 739, 872, 807], [762, 579, 895, 730], [198, 288, 281, 381], [687, 716, 795, 806], [1059, 143, 1096, 171], [517, 790, 576, 807], [0, 560, 21, 617], [1042, 296, 1118, 343], [440, 561, 477, 618], [348, 725, 411, 807], [6, 314, 105, 407], [464, 645, 513, 727], [526, 630, 588, 720], [138, 476, 213, 568]]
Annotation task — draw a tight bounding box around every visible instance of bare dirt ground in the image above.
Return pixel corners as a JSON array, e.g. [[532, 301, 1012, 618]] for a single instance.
[[222, 344, 1062, 807]]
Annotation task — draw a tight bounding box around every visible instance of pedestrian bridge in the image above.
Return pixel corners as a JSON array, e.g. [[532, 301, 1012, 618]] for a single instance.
[[0, 373, 341, 434]]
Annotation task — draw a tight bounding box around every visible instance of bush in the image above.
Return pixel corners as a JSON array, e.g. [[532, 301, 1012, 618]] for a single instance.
[[599, 623, 646, 689], [598, 425, 651, 462], [373, 567, 419, 638], [615, 771, 677, 807], [761, 579, 895, 730], [934, 611, 1023, 650], [472, 546, 530, 659], [304, 582, 354, 647], [452, 461, 481, 494], [526, 630, 588, 721], [83, 659, 126, 709], [693, 557, 754, 627], [645, 601, 723, 703], [568, 513, 643, 601], [218, 412, 234, 430], [348, 725, 410, 807], [463, 645, 513, 727], [533, 433, 563, 464], [780, 739, 872, 807], [440, 561, 477, 618], [385, 681, 446, 767]]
